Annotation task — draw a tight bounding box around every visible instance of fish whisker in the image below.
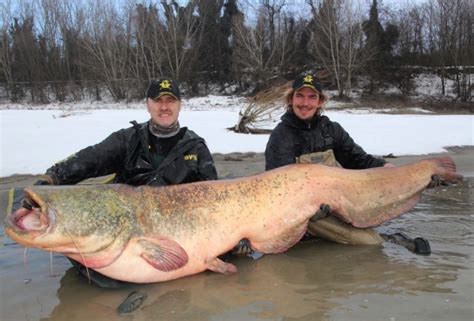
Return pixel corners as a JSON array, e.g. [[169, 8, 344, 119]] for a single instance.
[[49, 251, 54, 276], [23, 247, 29, 272], [56, 214, 92, 283]]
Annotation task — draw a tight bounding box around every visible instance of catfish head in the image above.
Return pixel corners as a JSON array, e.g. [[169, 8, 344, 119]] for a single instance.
[[4, 185, 140, 268]]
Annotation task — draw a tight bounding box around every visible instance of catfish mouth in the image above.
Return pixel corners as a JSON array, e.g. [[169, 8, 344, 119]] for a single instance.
[[8, 188, 52, 235]]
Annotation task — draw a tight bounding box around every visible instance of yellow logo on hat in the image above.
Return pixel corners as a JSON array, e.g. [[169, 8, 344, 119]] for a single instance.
[[303, 75, 313, 83], [160, 80, 171, 89]]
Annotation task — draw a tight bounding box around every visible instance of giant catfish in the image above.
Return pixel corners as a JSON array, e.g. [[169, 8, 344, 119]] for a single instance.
[[4, 156, 463, 283]]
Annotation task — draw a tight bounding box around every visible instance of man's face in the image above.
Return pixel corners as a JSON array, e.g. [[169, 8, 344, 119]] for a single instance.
[[147, 94, 181, 127], [291, 87, 323, 121]]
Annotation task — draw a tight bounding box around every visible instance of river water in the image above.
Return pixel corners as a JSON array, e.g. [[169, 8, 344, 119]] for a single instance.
[[1, 177, 472, 321]]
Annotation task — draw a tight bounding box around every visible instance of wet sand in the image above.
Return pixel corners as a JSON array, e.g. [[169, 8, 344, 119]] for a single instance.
[[1, 147, 473, 321]]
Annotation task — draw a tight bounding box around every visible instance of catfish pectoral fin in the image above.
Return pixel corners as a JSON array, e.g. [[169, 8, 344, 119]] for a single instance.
[[207, 258, 238, 274], [138, 236, 188, 272]]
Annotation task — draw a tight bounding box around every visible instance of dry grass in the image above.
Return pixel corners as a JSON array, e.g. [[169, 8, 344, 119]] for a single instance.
[[232, 81, 291, 134]]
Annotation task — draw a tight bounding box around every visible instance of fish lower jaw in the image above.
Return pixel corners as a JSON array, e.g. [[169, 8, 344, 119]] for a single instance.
[[4, 228, 45, 248]]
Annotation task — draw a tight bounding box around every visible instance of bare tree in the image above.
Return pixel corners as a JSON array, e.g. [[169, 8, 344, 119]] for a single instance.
[[231, 0, 297, 88], [0, 0, 13, 86], [261, 0, 286, 53], [307, 0, 370, 97], [35, 0, 70, 101], [55, 0, 91, 99], [1, 0, 471, 104], [393, 4, 426, 64], [423, 0, 472, 100], [130, 3, 165, 96], [231, 9, 271, 82], [8, 0, 50, 103], [131, 0, 208, 94], [158, 0, 203, 80], [79, 0, 133, 100]]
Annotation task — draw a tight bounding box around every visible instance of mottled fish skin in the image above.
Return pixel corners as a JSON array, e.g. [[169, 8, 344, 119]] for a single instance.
[[4, 157, 462, 283]]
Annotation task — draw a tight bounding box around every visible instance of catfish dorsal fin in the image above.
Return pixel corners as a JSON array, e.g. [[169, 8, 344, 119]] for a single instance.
[[138, 236, 188, 272]]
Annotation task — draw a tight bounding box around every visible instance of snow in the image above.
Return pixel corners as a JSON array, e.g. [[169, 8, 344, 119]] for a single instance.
[[1, 95, 473, 177]]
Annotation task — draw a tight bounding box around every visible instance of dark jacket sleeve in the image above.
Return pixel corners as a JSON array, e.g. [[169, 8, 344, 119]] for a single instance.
[[45, 129, 128, 184], [265, 125, 296, 171], [195, 142, 218, 180], [330, 122, 386, 169]]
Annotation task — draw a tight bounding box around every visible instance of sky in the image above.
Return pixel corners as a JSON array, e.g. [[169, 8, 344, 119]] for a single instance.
[[1, 95, 472, 177]]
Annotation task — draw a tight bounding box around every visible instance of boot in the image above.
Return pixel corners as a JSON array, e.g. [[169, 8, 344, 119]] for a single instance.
[[382, 233, 431, 255]]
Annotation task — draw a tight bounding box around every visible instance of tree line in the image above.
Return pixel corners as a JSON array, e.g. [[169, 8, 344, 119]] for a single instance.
[[0, 0, 472, 104]]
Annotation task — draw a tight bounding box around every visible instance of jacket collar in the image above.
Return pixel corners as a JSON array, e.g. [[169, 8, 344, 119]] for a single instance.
[[281, 111, 322, 129]]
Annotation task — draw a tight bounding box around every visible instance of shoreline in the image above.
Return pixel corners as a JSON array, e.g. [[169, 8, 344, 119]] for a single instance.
[[2, 145, 473, 187], [213, 145, 474, 179]]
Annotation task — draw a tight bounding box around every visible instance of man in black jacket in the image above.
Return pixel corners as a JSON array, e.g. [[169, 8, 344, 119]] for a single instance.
[[36, 77, 218, 287], [264, 74, 430, 254], [265, 74, 388, 171], [39, 78, 217, 187]]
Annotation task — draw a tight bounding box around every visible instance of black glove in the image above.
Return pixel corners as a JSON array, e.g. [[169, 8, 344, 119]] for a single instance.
[[33, 175, 54, 186], [310, 203, 331, 222], [34, 179, 52, 186], [231, 238, 253, 256], [427, 174, 449, 188]]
